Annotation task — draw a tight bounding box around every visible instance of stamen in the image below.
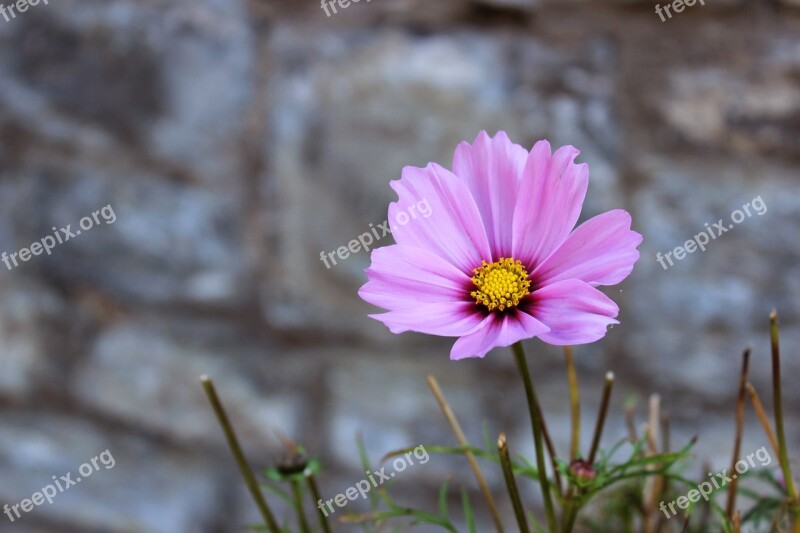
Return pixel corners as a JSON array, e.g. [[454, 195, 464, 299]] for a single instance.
[[470, 257, 531, 312]]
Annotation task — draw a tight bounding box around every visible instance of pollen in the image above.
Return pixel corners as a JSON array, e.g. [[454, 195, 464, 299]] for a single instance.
[[470, 257, 532, 312]]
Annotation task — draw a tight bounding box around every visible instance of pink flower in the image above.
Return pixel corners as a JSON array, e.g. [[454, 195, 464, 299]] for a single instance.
[[358, 131, 642, 360]]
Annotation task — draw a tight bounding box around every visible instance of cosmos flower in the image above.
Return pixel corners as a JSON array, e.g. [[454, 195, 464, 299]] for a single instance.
[[359, 131, 642, 360]]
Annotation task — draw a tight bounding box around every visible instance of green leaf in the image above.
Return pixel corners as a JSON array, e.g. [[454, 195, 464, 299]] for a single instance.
[[461, 487, 476, 533], [341, 507, 457, 532], [438, 478, 450, 518], [260, 481, 291, 504], [356, 433, 384, 512]]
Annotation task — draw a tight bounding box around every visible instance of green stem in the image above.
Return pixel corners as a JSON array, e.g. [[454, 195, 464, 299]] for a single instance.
[[498, 433, 531, 533], [536, 401, 564, 498], [771, 312, 799, 503], [200, 376, 281, 533], [563, 346, 581, 461], [563, 372, 614, 533], [587, 372, 615, 465], [725, 349, 750, 519], [512, 341, 557, 533], [306, 473, 333, 533], [562, 505, 579, 533], [291, 478, 311, 533]]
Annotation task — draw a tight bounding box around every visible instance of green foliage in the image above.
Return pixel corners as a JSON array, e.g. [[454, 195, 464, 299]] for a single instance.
[[249, 421, 796, 532]]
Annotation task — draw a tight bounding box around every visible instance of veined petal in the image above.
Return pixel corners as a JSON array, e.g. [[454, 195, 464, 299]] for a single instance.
[[528, 279, 619, 345], [512, 141, 589, 271], [369, 302, 484, 337], [452, 131, 528, 257], [389, 163, 491, 273], [533, 210, 642, 287], [359, 245, 470, 310], [450, 310, 549, 360]]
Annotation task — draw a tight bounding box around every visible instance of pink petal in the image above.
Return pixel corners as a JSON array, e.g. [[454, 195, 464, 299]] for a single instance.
[[527, 279, 619, 345], [359, 245, 470, 310], [512, 141, 589, 271], [369, 302, 485, 337], [389, 163, 492, 274], [450, 310, 550, 360], [359, 245, 485, 337], [452, 131, 528, 257], [533, 210, 642, 287]]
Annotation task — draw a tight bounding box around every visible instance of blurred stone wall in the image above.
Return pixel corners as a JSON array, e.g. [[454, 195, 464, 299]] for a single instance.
[[0, 0, 798, 531]]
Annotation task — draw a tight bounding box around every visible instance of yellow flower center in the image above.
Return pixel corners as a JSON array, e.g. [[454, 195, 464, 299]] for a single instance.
[[470, 257, 531, 312]]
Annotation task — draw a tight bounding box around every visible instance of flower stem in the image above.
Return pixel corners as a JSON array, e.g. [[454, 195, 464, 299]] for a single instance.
[[291, 478, 311, 533], [770, 312, 799, 505], [498, 433, 531, 533], [563, 346, 581, 460], [563, 372, 615, 533], [726, 349, 750, 519], [427, 375, 504, 533], [587, 372, 615, 465], [562, 504, 579, 533], [512, 341, 557, 533], [200, 376, 281, 533], [642, 394, 661, 533], [536, 401, 564, 497], [306, 473, 333, 533], [746, 382, 780, 459]]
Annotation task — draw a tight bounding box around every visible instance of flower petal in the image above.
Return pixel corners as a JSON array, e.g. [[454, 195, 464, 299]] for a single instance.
[[533, 210, 642, 287], [389, 163, 492, 273], [359, 245, 470, 309], [527, 279, 619, 345], [369, 302, 485, 337], [512, 141, 589, 270], [452, 131, 528, 257], [450, 310, 550, 360]]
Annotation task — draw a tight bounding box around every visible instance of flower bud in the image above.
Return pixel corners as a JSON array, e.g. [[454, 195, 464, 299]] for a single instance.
[[569, 459, 596, 484]]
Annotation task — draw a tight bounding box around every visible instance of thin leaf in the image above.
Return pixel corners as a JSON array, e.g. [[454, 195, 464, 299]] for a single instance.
[[438, 478, 450, 518], [461, 486, 476, 533]]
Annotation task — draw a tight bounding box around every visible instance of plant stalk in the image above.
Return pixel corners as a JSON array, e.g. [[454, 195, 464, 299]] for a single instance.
[[498, 433, 531, 533], [588, 372, 615, 465], [306, 473, 333, 533], [427, 375, 504, 533], [291, 478, 312, 533], [745, 382, 780, 459], [536, 400, 564, 497], [771, 311, 798, 502], [770, 312, 800, 533], [564, 346, 581, 460], [200, 375, 281, 533], [726, 349, 750, 519], [562, 372, 615, 533], [512, 341, 557, 533]]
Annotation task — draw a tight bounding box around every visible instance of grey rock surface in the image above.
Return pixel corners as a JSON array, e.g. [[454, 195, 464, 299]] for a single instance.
[[0, 0, 797, 531]]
